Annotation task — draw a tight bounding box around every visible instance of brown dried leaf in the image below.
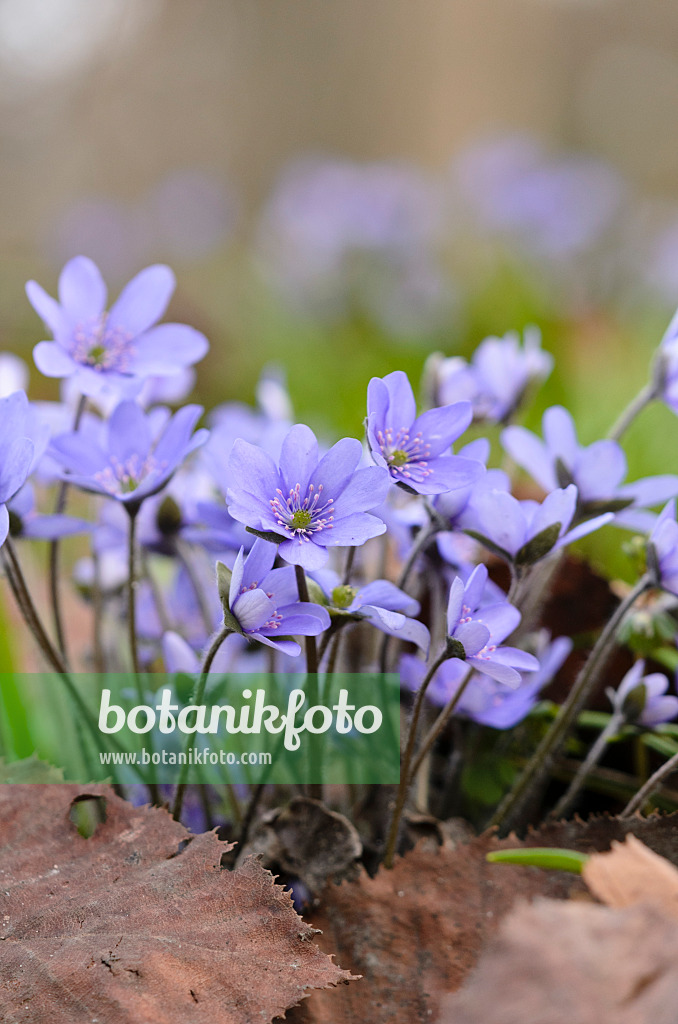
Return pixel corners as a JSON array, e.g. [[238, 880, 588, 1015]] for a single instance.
[[0, 785, 352, 1024], [289, 831, 584, 1024], [583, 833, 678, 919], [242, 796, 363, 895], [440, 899, 678, 1024]]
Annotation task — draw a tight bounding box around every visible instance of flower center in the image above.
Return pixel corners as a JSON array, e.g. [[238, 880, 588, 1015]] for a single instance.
[[332, 584, 357, 609], [269, 482, 334, 545], [93, 454, 164, 498], [376, 427, 433, 482], [71, 314, 135, 374], [290, 509, 313, 530]]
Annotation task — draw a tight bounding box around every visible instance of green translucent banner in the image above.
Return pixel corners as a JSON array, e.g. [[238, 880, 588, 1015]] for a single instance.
[[0, 673, 401, 785]]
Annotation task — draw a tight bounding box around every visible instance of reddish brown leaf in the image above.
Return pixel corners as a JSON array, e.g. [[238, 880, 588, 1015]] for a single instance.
[[0, 785, 352, 1024], [440, 899, 678, 1024], [289, 831, 584, 1024]]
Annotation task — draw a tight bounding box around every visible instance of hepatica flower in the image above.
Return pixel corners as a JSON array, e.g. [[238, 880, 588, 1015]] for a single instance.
[[49, 401, 208, 514], [366, 370, 482, 495], [26, 256, 208, 398], [0, 392, 36, 546], [311, 568, 430, 653], [502, 405, 678, 523], [608, 660, 678, 728], [459, 482, 613, 568], [226, 424, 390, 570], [445, 564, 538, 685], [435, 327, 553, 424], [648, 500, 678, 595], [220, 539, 330, 656]]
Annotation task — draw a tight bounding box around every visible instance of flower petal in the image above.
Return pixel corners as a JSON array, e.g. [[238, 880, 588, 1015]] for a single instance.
[[25, 281, 68, 338], [58, 256, 107, 320], [108, 265, 175, 336], [33, 341, 76, 379], [279, 424, 318, 494], [127, 323, 208, 375], [411, 401, 473, 456], [233, 588, 275, 630]]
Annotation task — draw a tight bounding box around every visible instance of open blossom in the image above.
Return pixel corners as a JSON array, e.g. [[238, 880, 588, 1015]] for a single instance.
[[459, 482, 614, 567], [49, 400, 208, 513], [0, 392, 37, 547], [608, 660, 678, 728], [26, 256, 208, 398], [366, 370, 483, 495], [226, 423, 390, 570], [311, 569, 430, 653], [223, 540, 330, 656], [445, 564, 538, 686], [502, 405, 678, 526], [434, 327, 552, 423]]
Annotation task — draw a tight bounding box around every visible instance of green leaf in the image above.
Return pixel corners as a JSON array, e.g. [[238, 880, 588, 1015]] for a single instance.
[[216, 560, 232, 606], [245, 526, 287, 544], [486, 847, 590, 873], [0, 754, 64, 783], [515, 522, 561, 566]]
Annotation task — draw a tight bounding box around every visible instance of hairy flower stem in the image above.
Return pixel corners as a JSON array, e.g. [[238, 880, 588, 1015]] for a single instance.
[[175, 538, 214, 635], [607, 382, 657, 443], [549, 711, 625, 820], [621, 748, 678, 818], [295, 563, 322, 800], [342, 545, 356, 585], [408, 667, 475, 784], [126, 508, 142, 679], [172, 624, 233, 821], [383, 649, 449, 869], [48, 394, 87, 665], [489, 574, 651, 833], [379, 519, 439, 674]]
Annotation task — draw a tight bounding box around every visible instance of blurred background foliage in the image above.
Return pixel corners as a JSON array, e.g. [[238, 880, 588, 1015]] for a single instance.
[[3, 0, 678, 586]]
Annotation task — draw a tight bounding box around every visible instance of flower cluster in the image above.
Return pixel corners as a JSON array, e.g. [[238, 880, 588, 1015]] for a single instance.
[[6, 251, 678, 838]]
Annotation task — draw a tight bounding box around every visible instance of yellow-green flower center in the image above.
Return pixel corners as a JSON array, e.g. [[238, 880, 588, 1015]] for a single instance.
[[290, 509, 313, 530], [332, 584, 357, 609], [388, 449, 410, 467]]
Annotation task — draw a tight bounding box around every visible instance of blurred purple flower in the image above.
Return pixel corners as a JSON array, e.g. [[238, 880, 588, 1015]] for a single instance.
[[366, 370, 482, 495], [26, 256, 209, 398], [435, 327, 553, 423], [445, 564, 538, 686], [401, 634, 571, 729], [648, 501, 678, 595], [49, 400, 208, 513], [311, 568, 430, 653], [0, 392, 37, 547], [502, 405, 678, 527], [9, 482, 91, 542], [224, 539, 330, 656], [609, 659, 678, 728], [226, 424, 390, 570], [459, 482, 613, 567]]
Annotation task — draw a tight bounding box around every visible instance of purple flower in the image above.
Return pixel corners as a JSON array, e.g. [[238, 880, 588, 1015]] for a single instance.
[[502, 405, 678, 525], [9, 483, 91, 542], [434, 327, 553, 423], [49, 400, 208, 513], [0, 392, 36, 547], [223, 540, 330, 656], [648, 501, 678, 595], [226, 424, 390, 570], [311, 569, 430, 653], [26, 257, 209, 398], [459, 482, 613, 567], [366, 370, 482, 495], [445, 564, 538, 685], [609, 660, 678, 728]]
